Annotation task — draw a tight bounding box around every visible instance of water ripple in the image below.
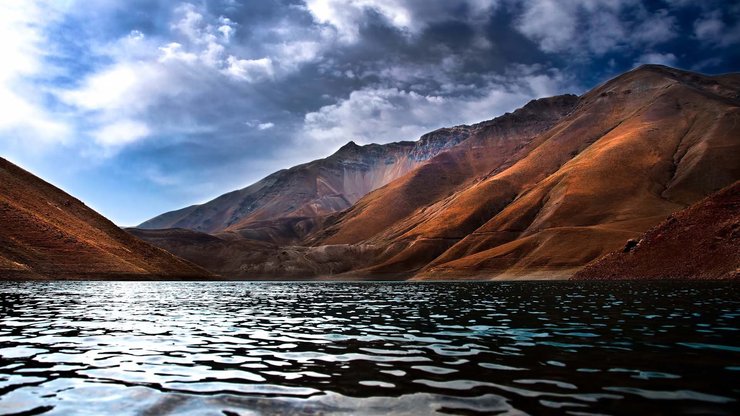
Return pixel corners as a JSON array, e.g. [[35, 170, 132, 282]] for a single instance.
[[0, 280, 738, 415]]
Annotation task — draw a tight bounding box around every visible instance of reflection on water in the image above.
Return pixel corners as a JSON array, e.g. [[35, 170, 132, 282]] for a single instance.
[[0, 281, 738, 415]]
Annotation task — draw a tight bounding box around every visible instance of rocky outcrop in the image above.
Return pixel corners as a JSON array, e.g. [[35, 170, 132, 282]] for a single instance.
[[573, 181, 739, 280], [0, 158, 213, 280]]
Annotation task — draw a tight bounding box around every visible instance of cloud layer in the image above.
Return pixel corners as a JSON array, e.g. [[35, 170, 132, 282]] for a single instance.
[[0, 0, 737, 225]]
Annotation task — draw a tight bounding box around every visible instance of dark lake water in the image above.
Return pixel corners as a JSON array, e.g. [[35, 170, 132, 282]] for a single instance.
[[0, 281, 738, 415]]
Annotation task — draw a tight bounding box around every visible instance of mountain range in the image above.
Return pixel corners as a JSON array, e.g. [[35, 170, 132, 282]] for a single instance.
[[0, 65, 737, 280], [130, 64, 740, 281]]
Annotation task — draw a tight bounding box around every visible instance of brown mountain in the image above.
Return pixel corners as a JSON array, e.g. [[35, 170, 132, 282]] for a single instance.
[[310, 94, 579, 246], [573, 181, 739, 280], [138, 128, 472, 243], [0, 158, 212, 280], [135, 65, 740, 280], [133, 93, 578, 278]]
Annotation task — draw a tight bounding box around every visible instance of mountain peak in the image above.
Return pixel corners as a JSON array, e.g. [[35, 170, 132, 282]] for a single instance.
[[631, 63, 674, 73], [340, 140, 360, 150]]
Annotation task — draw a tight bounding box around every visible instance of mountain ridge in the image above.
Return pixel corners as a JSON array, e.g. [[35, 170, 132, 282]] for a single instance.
[[133, 65, 740, 280], [138, 123, 475, 239]]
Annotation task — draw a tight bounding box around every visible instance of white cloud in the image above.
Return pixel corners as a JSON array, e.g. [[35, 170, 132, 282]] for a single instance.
[[694, 13, 723, 41], [694, 11, 740, 47], [128, 30, 145, 41], [54, 2, 283, 156], [303, 68, 571, 144], [515, 0, 677, 56], [224, 56, 274, 81], [158, 42, 198, 63], [304, 88, 446, 142], [93, 120, 151, 147], [277, 41, 323, 70], [257, 122, 275, 130], [632, 10, 676, 44], [304, 0, 497, 43], [172, 3, 207, 44], [305, 0, 408, 42], [0, 0, 70, 144], [515, 0, 577, 53], [60, 63, 140, 111]]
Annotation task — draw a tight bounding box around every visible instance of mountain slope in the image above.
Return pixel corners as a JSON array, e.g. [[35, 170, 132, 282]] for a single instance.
[[139, 128, 472, 241], [405, 65, 740, 279], [573, 181, 739, 280], [0, 158, 212, 280], [136, 65, 740, 280], [310, 94, 578, 246]]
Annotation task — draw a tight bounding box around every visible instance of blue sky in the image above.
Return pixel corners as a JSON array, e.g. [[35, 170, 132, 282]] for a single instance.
[[1, 0, 738, 226]]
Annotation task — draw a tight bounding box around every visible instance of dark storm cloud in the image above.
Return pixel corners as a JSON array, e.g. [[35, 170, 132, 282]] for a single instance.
[[0, 0, 737, 225]]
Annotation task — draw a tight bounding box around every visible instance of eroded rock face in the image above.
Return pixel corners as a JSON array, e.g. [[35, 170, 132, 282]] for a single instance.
[[0, 158, 212, 280], [573, 181, 739, 280]]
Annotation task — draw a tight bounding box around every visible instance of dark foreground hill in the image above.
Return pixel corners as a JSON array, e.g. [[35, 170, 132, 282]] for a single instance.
[[573, 181, 739, 280], [0, 158, 212, 280]]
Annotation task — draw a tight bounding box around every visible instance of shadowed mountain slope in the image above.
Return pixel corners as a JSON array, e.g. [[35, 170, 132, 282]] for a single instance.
[[573, 181, 739, 280], [0, 158, 212, 280], [139, 128, 472, 241]]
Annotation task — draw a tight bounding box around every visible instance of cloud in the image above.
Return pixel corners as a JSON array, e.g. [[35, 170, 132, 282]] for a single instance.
[[257, 122, 275, 130], [694, 10, 740, 47], [303, 67, 572, 144], [305, 0, 412, 42], [225, 56, 274, 81], [53, 2, 286, 158], [0, 0, 70, 144], [514, 0, 576, 53], [304, 0, 498, 42], [60, 63, 142, 111], [514, 0, 677, 57], [93, 120, 151, 147]]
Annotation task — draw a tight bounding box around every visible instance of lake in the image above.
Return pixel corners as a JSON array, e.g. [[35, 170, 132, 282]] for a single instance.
[[0, 281, 738, 415]]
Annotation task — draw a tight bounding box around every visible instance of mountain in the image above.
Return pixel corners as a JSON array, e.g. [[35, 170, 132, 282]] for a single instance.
[[309, 94, 579, 246], [135, 65, 740, 280], [138, 128, 472, 243], [573, 181, 739, 280], [331, 65, 740, 280], [133, 93, 578, 278], [0, 158, 212, 280]]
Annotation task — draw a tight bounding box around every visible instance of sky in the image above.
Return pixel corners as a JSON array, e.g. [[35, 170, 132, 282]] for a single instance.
[[1, 0, 738, 226]]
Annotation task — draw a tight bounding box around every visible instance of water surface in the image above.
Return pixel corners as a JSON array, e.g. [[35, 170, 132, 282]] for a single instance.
[[0, 281, 738, 415]]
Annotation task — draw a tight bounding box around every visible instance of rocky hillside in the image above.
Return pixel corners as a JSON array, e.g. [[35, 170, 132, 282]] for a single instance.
[[138, 126, 473, 242], [134, 65, 740, 280], [0, 158, 212, 280], [396, 65, 740, 279], [573, 181, 739, 280]]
